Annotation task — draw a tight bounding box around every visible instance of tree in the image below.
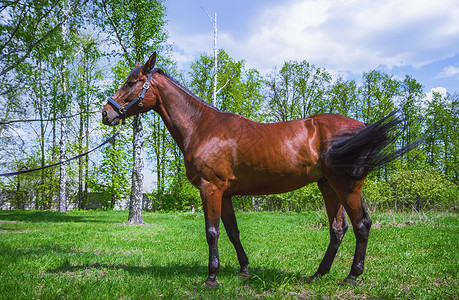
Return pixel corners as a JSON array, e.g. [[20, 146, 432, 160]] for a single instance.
[[189, 49, 265, 121], [357, 70, 398, 124], [74, 34, 103, 209], [266, 60, 331, 122], [97, 0, 169, 223], [0, 0, 89, 78], [328, 76, 358, 117], [58, 0, 71, 213], [202, 9, 218, 107], [425, 92, 459, 181], [0, 0, 89, 211], [266, 67, 298, 122], [88, 129, 132, 209], [144, 115, 170, 203], [357, 71, 399, 179], [397, 75, 425, 170], [24, 52, 54, 209]]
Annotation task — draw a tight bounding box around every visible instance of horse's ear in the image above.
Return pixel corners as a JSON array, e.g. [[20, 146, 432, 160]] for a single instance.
[[135, 62, 141, 68], [142, 52, 157, 74]]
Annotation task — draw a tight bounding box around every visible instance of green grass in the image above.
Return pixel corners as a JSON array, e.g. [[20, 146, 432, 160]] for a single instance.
[[0, 210, 457, 299]]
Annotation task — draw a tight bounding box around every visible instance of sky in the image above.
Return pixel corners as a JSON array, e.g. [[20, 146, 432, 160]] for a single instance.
[[165, 0, 459, 97]]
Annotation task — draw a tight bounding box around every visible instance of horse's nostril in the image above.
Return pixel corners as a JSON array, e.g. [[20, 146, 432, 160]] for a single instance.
[[102, 110, 107, 118]]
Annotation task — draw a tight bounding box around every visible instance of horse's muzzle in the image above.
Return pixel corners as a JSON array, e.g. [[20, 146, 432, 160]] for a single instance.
[[102, 109, 120, 126]]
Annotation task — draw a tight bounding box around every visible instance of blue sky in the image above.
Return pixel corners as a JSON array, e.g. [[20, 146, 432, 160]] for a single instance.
[[165, 0, 459, 97]]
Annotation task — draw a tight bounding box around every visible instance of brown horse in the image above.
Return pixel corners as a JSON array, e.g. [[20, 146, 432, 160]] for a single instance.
[[102, 52, 413, 287]]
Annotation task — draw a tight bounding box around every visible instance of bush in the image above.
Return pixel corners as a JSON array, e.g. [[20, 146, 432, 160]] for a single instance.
[[389, 169, 458, 210], [151, 168, 458, 213], [233, 196, 257, 211], [362, 179, 394, 211], [149, 179, 201, 212], [256, 184, 324, 212]]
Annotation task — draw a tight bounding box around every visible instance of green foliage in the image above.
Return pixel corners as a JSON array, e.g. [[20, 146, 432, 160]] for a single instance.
[[328, 76, 358, 117], [0, 0, 86, 77], [425, 92, 459, 182], [266, 60, 332, 122], [357, 70, 398, 124], [153, 180, 201, 212], [147, 165, 201, 212], [362, 179, 395, 211], [94, 0, 168, 64], [232, 185, 324, 212], [189, 49, 265, 121], [363, 169, 458, 211], [88, 132, 132, 209], [390, 169, 458, 210]]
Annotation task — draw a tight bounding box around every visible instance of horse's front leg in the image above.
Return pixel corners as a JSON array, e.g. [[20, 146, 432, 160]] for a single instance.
[[200, 181, 224, 288]]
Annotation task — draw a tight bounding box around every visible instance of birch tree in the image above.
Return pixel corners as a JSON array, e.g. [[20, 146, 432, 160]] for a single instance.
[[96, 0, 168, 223], [205, 11, 218, 107]]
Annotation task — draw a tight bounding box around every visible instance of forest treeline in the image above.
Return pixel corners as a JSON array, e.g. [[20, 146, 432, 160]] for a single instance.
[[1, 0, 457, 212]]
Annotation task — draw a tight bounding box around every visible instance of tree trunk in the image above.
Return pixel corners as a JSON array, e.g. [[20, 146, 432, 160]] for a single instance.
[[78, 109, 84, 210], [128, 115, 144, 224], [84, 89, 90, 209], [50, 113, 57, 209], [58, 116, 67, 213], [58, 0, 70, 214], [213, 13, 217, 107], [110, 127, 117, 209]]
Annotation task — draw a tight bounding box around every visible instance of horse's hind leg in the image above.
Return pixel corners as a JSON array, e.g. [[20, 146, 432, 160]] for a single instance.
[[344, 202, 372, 284], [308, 179, 349, 281], [221, 196, 251, 279], [327, 176, 372, 284]]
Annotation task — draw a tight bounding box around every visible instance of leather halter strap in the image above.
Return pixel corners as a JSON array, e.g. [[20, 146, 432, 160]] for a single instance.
[[106, 68, 155, 123]]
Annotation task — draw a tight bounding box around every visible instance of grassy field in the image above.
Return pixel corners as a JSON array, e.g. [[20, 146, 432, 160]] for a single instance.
[[0, 210, 457, 299]]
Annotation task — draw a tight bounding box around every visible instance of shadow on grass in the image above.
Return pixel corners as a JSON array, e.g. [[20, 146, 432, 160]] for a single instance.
[[46, 261, 308, 289], [0, 210, 118, 223], [2, 238, 314, 289]]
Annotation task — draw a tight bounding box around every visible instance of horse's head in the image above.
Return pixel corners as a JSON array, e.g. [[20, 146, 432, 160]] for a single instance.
[[102, 52, 159, 126]]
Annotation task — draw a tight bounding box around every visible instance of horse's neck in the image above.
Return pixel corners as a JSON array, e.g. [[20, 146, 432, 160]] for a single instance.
[[154, 75, 217, 153]]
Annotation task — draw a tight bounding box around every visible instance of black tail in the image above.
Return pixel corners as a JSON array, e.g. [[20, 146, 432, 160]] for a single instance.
[[327, 111, 423, 180]]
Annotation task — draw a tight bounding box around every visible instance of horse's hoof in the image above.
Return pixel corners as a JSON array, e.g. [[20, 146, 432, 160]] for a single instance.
[[202, 280, 219, 288], [339, 276, 359, 286], [239, 271, 252, 280], [306, 273, 322, 283]]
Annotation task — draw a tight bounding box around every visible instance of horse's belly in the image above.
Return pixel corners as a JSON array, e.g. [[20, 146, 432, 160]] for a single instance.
[[227, 164, 322, 196]]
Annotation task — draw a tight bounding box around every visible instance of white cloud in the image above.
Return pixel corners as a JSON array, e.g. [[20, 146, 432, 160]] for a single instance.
[[438, 66, 459, 78], [425, 86, 447, 103], [168, 0, 459, 80], [234, 0, 459, 74]]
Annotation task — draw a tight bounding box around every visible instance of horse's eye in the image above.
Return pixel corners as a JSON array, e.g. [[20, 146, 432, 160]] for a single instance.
[[127, 81, 136, 87]]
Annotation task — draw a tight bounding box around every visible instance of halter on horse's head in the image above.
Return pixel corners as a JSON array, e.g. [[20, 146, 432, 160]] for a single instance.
[[102, 52, 158, 126]]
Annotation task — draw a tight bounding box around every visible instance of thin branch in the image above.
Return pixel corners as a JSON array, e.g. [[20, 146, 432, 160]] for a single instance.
[[101, 0, 131, 62], [0, 110, 99, 125], [0, 3, 28, 54], [0, 0, 21, 14], [201, 7, 215, 23], [216, 79, 230, 95]]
